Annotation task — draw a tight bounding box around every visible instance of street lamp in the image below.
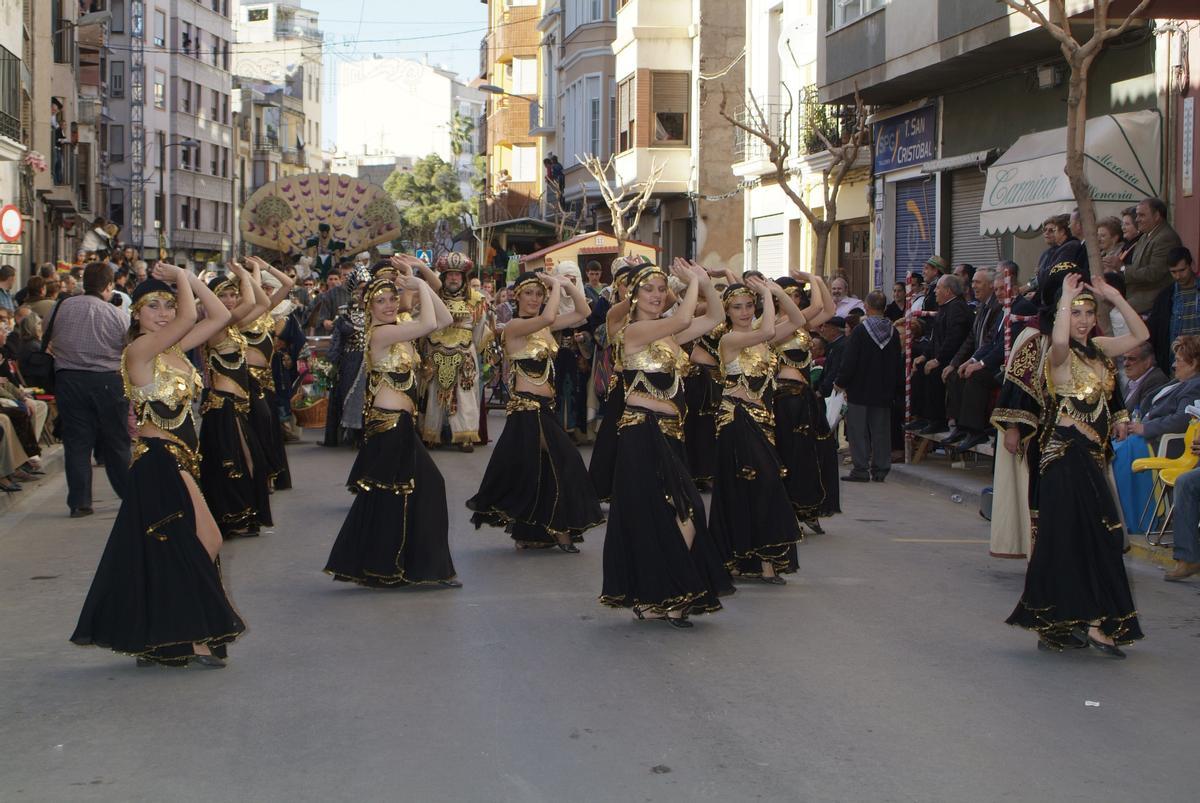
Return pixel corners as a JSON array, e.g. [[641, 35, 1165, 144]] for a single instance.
[[52, 9, 113, 33], [157, 138, 201, 259]]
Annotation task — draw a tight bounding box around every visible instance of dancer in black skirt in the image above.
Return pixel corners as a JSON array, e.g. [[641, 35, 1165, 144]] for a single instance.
[[588, 260, 640, 500], [72, 264, 245, 668], [683, 317, 724, 491], [467, 270, 603, 551], [772, 271, 837, 532], [240, 256, 295, 490], [600, 259, 733, 627], [199, 261, 272, 537], [1007, 274, 1147, 657], [709, 278, 804, 583], [325, 256, 461, 588]]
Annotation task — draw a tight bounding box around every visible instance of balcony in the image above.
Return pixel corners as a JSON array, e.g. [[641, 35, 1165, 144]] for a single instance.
[[489, 98, 533, 146], [281, 146, 303, 165], [613, 147, 690, 195], [494, 6, 541, 57], [77, 96, 102, 127], [253, 135, 279, 153], [0, 110, 18, 143], [731, 88, 867, 174], [529, 101, 554, 137], [275, 23, 323, 41]]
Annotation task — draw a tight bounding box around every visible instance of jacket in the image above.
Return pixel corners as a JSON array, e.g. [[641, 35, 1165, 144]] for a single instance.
[[836, 317, 904, 408], [951, 295, 1003, 370], [1127, 222, 1184, 313], [1148, 282, 1200, 371], [924, 296, 973, 366], [819, 334, 847, 397], [1138, 373, 1200, 440], [1124, 366, 1170, 417]]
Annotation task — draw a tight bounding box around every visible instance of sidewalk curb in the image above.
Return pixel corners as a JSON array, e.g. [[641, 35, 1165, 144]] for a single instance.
[[1127, 539, 1175, 569], [0, 444, 64, 517], [888, 462, 986, 510]]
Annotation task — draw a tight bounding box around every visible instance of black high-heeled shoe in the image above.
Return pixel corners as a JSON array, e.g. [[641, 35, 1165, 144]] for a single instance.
[[189, 653, 227, 669], [556, 543, 580, 554], [803, 519, 825, 535], [438, 579, 463, 588], [1087, 636, 1126, 659], [759, 574, 787, 585], [665, 615, 693, 629]]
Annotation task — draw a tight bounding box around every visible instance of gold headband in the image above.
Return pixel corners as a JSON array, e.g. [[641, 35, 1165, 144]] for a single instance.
[[131, 291, 175, 314], [365, 278, 398, 305], [629, 265, 666, 293], [514, 274, 546, 294], [722, 286, 755, 306], [213, 278, 239, 296], [1071, 293, 1097, 309]]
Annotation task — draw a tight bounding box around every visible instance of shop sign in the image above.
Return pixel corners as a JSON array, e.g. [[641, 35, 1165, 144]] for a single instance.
[[0, 243, 21, 255], [873, 106, 938, 174]]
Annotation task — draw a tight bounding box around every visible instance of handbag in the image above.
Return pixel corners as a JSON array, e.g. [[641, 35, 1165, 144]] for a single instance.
[[825, 388, 847, 429], [25, 296, 67, 394]]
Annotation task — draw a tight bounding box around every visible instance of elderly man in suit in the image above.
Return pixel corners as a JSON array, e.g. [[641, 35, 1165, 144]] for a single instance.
[[943, 267, 1003, 451], [1126, 197, 1183, 314], [906, 274, 973, 435], [1122, 341, 1170, 417]]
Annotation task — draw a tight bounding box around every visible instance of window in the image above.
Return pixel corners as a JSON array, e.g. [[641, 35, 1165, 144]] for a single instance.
[[248, 8, 269, 22], [181, 80, 191, 113], [831, 0, 886, 29], [212, 37, 221, 67], [566, 0, 609, 34], [511, 57, 537, 96], [212, 201, 221, 232], [181, 22, 191, 52], [511, 144, 538, 182], [154, 71, 165, 108], [509, 0, 537, 6], [155, 192, 164, 228], [609, 80, 617, 156], [112, 0, 125, 33], [109, 189, 125, 227], [651, 72, 689, 144], [563, 75, 604, 166], [110, 61, 125, 98], [222, 147, 229, 177], [180, 198, 190, 229], [110, 125, 125, 162], [211, 88, 219, 120], [222, 94, 229, 124], [154, 10, 166, 47], [194, 202, 201, 230], [211, 144, 220, 175], [180, 142, 191, 170], [617, 76, 634, 152]]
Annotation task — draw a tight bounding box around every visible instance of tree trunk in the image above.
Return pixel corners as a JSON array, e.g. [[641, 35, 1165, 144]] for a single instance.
[[1063, 56, 1102, 280], [812, 221, 832, 277]]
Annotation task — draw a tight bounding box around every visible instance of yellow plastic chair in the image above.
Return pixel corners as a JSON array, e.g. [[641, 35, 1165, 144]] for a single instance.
[[1132, 419, 1200, 544]]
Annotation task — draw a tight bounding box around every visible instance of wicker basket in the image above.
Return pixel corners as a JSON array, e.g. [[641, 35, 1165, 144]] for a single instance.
[[292, 394, 328, 429]]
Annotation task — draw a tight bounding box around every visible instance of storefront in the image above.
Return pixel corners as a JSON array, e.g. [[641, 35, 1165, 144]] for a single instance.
[[874, 103, 939, 286]]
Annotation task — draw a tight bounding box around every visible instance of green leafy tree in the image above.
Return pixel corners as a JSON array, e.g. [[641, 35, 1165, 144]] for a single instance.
[[384, 154, 468, 246]]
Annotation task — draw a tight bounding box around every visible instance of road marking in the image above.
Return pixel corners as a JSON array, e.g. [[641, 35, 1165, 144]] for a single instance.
[[891, 538, 989, 544]]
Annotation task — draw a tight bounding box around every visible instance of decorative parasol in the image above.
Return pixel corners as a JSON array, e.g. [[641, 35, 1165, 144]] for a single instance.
[[239, 172, 402, 255]]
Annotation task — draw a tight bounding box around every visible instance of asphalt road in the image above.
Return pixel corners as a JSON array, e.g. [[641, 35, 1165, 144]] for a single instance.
[[1, 417, 1198, 803]]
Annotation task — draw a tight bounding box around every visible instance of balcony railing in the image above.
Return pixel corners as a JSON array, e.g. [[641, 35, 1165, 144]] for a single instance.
[[253, 135, 279, 152], [281, 146, 303, 165], [276, 23, 323, 41], [732, 88, 866, 162], [0, 110, 18, 142]]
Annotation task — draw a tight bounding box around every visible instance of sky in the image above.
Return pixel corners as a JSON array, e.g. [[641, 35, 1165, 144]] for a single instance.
[[301, 0, 488, 151]]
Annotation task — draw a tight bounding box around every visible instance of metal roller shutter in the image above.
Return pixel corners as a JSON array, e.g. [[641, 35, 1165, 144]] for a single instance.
[[754, 234, 784, 278], [894, 178, 936, 281], [950, 168, 1000, 269]]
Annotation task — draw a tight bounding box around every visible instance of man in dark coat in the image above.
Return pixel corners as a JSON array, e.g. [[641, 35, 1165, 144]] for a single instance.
[[817, 316, 847, 398], [837, 291, 904, 482], [944, 268, 1004, 451], [908, 274, 973, 434], [1148, 247, 1198, 371], [1127, 197, 1184, 314]]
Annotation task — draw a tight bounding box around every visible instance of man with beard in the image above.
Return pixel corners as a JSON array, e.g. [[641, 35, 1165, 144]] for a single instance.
[[421, 252, 489, 452]]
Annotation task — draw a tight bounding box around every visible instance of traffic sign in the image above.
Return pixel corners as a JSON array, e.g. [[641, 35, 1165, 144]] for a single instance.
[[0, 205, 22, 243], [415, 249, 433, 265]]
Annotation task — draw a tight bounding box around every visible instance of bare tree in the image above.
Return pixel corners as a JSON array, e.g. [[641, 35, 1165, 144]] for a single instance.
[[720, 88, 869, 277], [1000, 0, 1153, 278], [549, 186, 590, 243], [580, 154, 664, 255]]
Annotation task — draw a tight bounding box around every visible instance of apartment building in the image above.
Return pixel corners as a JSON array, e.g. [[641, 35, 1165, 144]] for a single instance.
[[534, 1, 618, 229], [732, 0, 872, 286], [232, 0, 324, 172], [815, 0, 1195, 289], [479, 0, 550, 248], [611, 0, 745, 268], [107, 0, 236, 265]]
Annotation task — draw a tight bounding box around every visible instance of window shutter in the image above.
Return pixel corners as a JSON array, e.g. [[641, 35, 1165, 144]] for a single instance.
[[652, 72, 688, 114]]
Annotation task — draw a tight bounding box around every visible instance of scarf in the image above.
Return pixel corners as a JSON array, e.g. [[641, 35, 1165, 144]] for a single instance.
[[862, 315, 894, 349]]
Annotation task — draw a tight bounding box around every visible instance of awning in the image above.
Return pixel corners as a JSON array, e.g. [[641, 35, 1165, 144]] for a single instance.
[[979, 110, 1161, 236]]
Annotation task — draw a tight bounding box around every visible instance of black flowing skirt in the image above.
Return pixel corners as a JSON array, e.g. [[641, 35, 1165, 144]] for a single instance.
[[589, 375, 625, 501], [601, 408, 732, 616], [468, 392, 605, 546], [709, 398, 803, 575], [199, 391, 273, 534], [71, 438, 246, 666], [683, 364, 720, 484], [775, 378, 828, 520], [1006, 426, 1144, 647], [814, 393, 842, 516], [325, 409, 457, 587], [249, 368, 292, 490]]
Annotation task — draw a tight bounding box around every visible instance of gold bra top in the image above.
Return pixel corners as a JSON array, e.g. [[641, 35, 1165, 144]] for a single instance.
[[123, 346, 203, 439], [722, 342, 777, 400], [370, 340, 420, 394], [1046, 349, 1114, 424], [775, 328, 813, 371], [242, 312, 275, 360], [623, 337, 687, 406], [508, 325, 559, 387]]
